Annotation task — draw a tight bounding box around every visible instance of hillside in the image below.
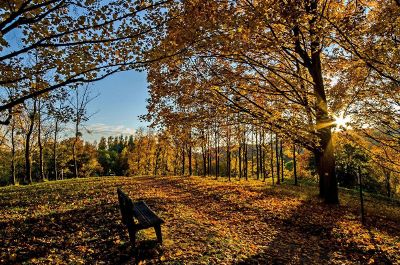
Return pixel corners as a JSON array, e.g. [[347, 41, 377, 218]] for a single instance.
[[1, 176, 399, 264]]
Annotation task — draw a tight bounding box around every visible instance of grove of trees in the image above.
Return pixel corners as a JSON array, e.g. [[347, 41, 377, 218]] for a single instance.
[[0, 1, 399, 205]]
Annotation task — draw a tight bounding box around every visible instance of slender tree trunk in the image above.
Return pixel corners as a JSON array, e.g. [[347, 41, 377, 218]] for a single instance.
[[214, 125, 219, 179], [10, 118, 16, 185], [188, 143, 192, 176], [37, 98, 44, 181], [244, 131, 248, 181], [358, 167, 365, 225], [384, 170, 391, 198], [73, 119, 79, 178], [270, 133, 274, 185], [201, 145, 206, 176], [207, 130, 211, 176], [260, 131, 264, 180], [53, 118, 58, 181], [227, 124, 231, 181], [238, 141, 242, 180], [293, 143, 298, 185], [251, 128, 254, 178], [262, 131, 266, 181], [181, 145, 185, 176], [255, 128, 259, 180], [25, 99, 37, 184], [280, 140, 284, 182], [276, 134, 280, 185]]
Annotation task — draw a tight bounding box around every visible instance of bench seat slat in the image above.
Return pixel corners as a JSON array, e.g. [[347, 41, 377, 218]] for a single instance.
[[132, 201, 164, 227]]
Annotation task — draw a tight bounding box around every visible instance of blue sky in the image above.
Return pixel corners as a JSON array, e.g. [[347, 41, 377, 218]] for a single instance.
[[81, 70, 150, 141]]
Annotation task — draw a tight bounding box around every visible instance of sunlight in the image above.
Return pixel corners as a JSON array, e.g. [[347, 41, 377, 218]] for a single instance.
[[334, 113, 350, 129]]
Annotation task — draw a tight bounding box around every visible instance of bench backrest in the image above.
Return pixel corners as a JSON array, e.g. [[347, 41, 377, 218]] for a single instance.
[[117, 188, 134, 225]]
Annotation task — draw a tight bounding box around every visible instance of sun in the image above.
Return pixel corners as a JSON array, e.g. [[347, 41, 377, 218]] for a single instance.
[[334, 113, 350, 129]]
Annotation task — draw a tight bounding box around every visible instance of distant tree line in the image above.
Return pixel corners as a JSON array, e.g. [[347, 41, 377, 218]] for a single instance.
[[0, 119, 398, 199]]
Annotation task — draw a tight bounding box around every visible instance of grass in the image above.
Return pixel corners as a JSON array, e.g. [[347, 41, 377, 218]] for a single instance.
[[0, 175, 399, 264]]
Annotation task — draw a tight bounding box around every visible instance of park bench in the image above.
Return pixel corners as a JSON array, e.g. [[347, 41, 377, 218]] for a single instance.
[[117, 188, 164, 247]]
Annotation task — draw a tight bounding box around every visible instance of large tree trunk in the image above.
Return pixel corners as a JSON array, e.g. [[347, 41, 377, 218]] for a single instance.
[[310, 52, 338, 204], [304, 0, 339, 204]]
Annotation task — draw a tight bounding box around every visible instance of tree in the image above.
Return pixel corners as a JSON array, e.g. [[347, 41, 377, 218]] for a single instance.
[[47, 89, 73, 180], [23, 99, 37, 184], [69, 85, 95, 178], [0, 0, 175, 123], [144, 0, 400, 203]]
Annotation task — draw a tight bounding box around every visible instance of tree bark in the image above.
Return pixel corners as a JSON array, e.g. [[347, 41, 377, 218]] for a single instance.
[[280, 140, 284, 182], [10, 118, 16, 185], [37, 98, 44, 181], [73, 118, 79, 178], [255, 128, 259, 180], [188, 143, 192, 176], [270, 133, 274, 185], [293, 143, 298, 185], [25, 99, 37, 184], [53, 118, 58, 180], [276, 134, 280, 185], [181, 145, 185, 176], [304, 0, 338, 203]]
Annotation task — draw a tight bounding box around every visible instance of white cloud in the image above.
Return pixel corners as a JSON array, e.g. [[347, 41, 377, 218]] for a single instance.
[[82, 123, 135, 141]]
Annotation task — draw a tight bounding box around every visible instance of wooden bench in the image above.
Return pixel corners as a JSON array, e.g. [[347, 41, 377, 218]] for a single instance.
[[117, 188, 164, 247]]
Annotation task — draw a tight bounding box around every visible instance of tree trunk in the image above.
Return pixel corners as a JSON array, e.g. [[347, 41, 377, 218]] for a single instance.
[[227, 124, 231, 181], [181, 145, 185, 176], [384, 169, 391, 198], [260, 131, 264, 181], [201, 145, 206, 176], [276, 134, 280, 185], [244, 131, 248, 181], [255, 129, 259, 180], [25, 99, 37, 184], [270, 133, 274, 185], [73, 113, 79, 178], [262, 131, 266, 181], [53, 118, 58, 181], [293, 143, 298, 185], [280, 140, 284, 182], [37, 98, 44, 181], [238, 141, 242, 180], [188, 143, 192, 176], [10, 118, 16, 185], [307, 0, 338, 204]]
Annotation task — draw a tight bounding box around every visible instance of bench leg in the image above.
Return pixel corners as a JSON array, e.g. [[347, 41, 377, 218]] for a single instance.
[[127, 225, 136, 247], [154, 225, 162, 243]]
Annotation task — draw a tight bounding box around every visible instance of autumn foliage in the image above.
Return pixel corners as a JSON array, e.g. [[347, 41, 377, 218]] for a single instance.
[[1, 176, 399, 264]]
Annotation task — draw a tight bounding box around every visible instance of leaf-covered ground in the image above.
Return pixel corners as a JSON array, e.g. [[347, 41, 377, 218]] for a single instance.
[[1, 176, 399, 264]]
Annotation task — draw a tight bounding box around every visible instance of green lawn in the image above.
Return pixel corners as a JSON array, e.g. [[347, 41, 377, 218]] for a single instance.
[[1, 176, 399, 264]]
